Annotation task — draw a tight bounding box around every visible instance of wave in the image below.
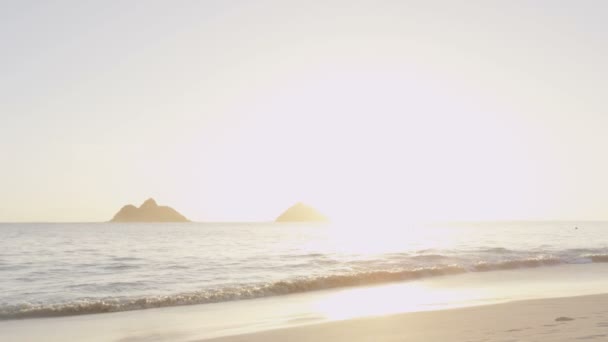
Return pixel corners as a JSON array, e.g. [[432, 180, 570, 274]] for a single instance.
[[5, 253, 608, 320], [1, 265, 467, 320], [478, 247, 514, 254], [472, 257, 561, 271], [4, 247, 608, 321], [410, 254, 449, 261], [584, 254, 608, 262]]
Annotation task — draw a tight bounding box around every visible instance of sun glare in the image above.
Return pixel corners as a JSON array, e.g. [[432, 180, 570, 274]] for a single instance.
[[302, 221, 462, 256], [314, 282, 483, 321]]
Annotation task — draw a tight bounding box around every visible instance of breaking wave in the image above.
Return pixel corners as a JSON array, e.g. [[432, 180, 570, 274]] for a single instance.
[[3, 254, 607, 320], [584, 254, 608, 262]]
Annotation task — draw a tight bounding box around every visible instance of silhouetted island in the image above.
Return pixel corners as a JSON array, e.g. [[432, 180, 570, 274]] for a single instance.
[[276, 202, 328, 222], [110, 198, 189, 222]]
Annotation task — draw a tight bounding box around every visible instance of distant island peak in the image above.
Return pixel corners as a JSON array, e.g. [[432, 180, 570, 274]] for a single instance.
[[110, 198, 189, 222], [276, 202, 328, 222]]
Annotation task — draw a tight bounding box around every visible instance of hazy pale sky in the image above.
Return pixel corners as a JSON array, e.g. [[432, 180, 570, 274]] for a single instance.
[[1, 1, 607, 222]]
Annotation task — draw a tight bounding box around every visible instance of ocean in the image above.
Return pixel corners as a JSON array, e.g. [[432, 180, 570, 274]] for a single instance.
[[2, 221, 608, 340]]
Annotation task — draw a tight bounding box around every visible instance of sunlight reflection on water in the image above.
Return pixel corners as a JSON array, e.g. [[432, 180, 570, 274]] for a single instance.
[[313, 281, 484, 320]]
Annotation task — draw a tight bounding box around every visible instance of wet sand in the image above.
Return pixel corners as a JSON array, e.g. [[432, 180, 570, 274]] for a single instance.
[[203, 293, 608, 342]]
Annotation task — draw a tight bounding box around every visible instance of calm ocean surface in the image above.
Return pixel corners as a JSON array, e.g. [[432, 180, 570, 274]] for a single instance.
[[1, 221, 607, 320]]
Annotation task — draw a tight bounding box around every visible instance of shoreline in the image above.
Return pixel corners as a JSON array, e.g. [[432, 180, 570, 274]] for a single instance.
[[3, 263, 608, 341], [202, 293, 608, 342]]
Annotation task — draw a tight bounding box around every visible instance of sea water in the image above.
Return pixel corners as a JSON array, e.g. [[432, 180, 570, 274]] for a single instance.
[[1, 221, 608, 340]]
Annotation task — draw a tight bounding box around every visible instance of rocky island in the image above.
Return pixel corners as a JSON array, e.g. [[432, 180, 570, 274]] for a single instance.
[[276, 202, 328, 222], [110, 198, 189, 222]]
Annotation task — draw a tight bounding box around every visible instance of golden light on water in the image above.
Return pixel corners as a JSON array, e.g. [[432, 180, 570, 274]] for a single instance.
[[302, 222, 466, 256], [314, 282, 484, 321]]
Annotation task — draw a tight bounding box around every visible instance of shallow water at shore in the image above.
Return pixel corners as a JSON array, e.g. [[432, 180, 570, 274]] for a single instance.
[[2, 221, 608, 320], [3, 263, 608, 341]]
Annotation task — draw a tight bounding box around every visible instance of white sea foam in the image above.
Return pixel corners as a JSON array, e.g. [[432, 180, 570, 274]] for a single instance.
[[2, 221, 608, 319]]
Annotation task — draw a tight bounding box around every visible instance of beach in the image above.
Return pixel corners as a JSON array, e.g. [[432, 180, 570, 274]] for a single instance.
[[2, 222, 608, 341], [4, 1, 608, 340], [204, 293, 608, 342], [3, 261, 608, 341]]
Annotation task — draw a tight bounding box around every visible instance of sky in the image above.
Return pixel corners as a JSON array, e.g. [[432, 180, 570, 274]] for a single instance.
[[1, 1, 607, 222]]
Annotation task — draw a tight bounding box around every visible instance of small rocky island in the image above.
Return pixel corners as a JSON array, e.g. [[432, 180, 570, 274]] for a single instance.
[[276, 202, 328, 222], [110, 198, 189, 222]]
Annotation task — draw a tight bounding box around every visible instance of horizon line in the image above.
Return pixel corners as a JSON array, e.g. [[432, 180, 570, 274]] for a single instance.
[[0, 218, 607, 224]]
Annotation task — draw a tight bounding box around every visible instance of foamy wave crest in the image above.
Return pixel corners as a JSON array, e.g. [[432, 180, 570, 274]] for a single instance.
[[584, 254, 608, 262], [0, 255, 579, 320], [472, 257, 562, 271], [7, 252, 608, 320], [0, 265, 468, 319]]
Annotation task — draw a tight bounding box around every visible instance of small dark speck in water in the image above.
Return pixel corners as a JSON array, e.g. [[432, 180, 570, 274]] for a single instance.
[[555, 316, 575, 322]]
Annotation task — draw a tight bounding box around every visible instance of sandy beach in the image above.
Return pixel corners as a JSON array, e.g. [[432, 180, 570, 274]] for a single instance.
[[204, 293, 608, 342]]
